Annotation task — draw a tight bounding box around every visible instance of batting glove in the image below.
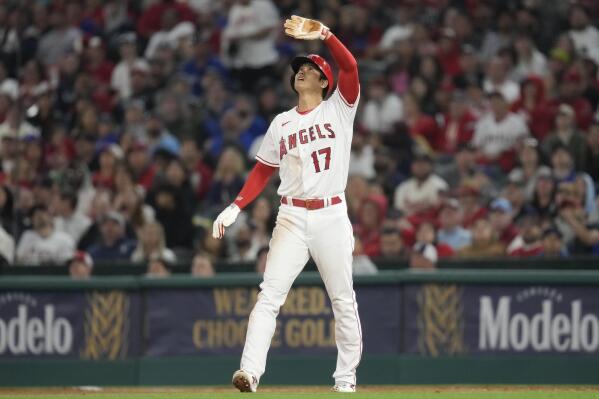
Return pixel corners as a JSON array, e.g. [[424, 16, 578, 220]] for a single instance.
[[212, 204, 241, 239], [284, 15, 330, 41]]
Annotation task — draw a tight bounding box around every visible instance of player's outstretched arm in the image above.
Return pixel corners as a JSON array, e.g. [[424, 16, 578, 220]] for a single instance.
[[284, 15, 359, 105], [212, 161, 276, 239]]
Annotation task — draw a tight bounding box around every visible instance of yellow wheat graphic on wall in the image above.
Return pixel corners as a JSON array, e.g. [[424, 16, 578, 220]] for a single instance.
[[417, 284, 466, 357], [82, 291, 128, 360]]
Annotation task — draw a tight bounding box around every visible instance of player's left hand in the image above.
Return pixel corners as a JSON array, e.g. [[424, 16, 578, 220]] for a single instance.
[[284, 15, 330, 40], [212, 204, 241, 239]]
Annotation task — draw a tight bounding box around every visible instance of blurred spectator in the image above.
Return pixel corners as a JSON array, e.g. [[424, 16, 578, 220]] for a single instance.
[[559, 205, 599, 255], [146, 183, 194, 249], [437, 92, 477, 155], [353, 194, 388, 257], [510, 139, 546, 201], [352, 236, 378, 275], [348, 131, 375, 179], [255, 246, 268, 274], [221, 0, 279, 93], [402, 93, 440, 152], [111, 33, 146, 101], [36, 9, 82, 67], [191, 253, 215, 277], [510, 76, 553, 141], [457, 218, 505, 258], [229, 222, 259, 262], [87, 211, 136, 262], [507, 212, 544, 257], [540, 226, 569, 258], [179, 138, 213, 201], [458, 185, 488, 228], [131, 221, 175, 264], [361, 77, 403, 135], [473, 92, 529, 171], [0, 221, 14, 265], [513, 34, 548, 81], [68, 250, 93, 280], [146, 254, 172, 278], [394, 153, 448, 217], [54, 189, 92, 243], [529, 168, 557, 222], [488, 198, 519, 246], [503, 172, 528, 222], [483, 57, 519, 103], [409, 222, 438, 269], [206, 147, 246, 211], [16, 205, 75, 265], [437, 199, 472, 251], [379, 226, 408, 260], [584, 122, 599, 184], [549, 69, 593, 130], [247, 197, 274, 250], [541, 104, 588, 171], [568, 5, 599, 65]]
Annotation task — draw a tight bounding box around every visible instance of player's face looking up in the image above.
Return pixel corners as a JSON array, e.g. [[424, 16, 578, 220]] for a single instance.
[[294, 62, 328, 98]]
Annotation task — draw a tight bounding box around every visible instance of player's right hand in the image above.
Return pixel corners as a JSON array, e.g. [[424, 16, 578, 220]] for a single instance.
[[212, 204, 241, 239], [284, 15, 330, 41]]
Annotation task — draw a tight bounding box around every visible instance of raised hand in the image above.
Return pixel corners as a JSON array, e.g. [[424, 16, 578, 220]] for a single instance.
[[284, 15, 330, 40]]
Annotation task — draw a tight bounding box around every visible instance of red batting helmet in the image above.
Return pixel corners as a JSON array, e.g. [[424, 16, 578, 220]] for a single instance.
[[290, 54, 334, 97]]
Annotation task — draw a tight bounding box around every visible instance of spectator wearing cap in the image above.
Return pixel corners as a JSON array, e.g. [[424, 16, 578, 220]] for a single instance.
[[482, 57, 520, 103], [457, 217, 505, 259], [131, 221, 175, 264], [539, 227, 569, 258], [146, 254, 172, 278], [54, 189, 92, 243], [437, 199, 472, 252], [541, 104, 588, 171], [510, 76, 553, 141], [583, 122, 599, 184], [488, 198, 519, 246], [457, 185, 488, 228], [221, 0, 280, 93], [191, 253, 215, 277], [503, 171, 529, 223], [87, 211, 137, 262], [361, 76, 404, 135], [472, 92, 529, 171], [16, 204, 75, 266], [394, 153, 448, 217], [437, 92, 477, 155], [507, 211, 544, 257], [68, 250, 93, 279]]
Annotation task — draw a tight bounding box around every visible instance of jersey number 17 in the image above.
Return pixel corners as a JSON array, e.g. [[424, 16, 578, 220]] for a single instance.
[[311, 147, 331, 173]]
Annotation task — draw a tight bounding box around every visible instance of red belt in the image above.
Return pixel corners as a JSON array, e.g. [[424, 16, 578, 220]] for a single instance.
[[281, 196, 342, 210]]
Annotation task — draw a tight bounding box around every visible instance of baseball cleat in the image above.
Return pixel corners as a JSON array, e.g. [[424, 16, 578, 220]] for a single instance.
[[232, 369, 258, 393], [332, 382, 356, 392]]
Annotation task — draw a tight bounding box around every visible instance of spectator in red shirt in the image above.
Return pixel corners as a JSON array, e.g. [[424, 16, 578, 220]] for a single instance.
[[438, 91, 477, 154], [507, 212, 544, 257], [353, 194, 388, 257], [403, 93, 440, 152], [136, 0, 197, 39], [126, 142, 156, 191], [548, 69, 594, 130], [179, 138, 213, 201], [510, 75, 553, 141]]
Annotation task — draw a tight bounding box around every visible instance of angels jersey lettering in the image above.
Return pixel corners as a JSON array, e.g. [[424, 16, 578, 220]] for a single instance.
[[256, 89, 359, 198]]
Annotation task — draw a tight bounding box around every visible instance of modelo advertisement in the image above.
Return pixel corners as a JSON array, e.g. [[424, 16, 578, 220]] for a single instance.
[[404, 284, 599, 356], [0, 290, 141, 359], [145, 285, 400, 356]]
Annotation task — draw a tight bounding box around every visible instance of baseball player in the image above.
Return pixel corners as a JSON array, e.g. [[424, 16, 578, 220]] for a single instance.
[[213, 15, 362, 393]]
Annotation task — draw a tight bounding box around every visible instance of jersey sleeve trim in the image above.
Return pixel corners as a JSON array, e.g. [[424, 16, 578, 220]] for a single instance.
[[337, 88, 359, 108], [256, 155, 279, 168]]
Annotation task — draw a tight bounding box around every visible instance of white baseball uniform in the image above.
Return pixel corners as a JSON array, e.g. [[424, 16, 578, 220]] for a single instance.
[[240, 87, 362, 386]]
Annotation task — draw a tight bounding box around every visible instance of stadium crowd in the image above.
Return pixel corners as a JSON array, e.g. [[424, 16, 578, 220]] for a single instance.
[[0, 0, 598, 274]]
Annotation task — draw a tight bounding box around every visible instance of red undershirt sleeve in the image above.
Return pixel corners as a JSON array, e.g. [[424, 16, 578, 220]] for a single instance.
[[233, 161, 276, 209], [324, 33, 359, 105]]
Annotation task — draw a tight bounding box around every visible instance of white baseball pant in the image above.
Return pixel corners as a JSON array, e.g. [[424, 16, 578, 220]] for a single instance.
[[239, 197, 362, 385]]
